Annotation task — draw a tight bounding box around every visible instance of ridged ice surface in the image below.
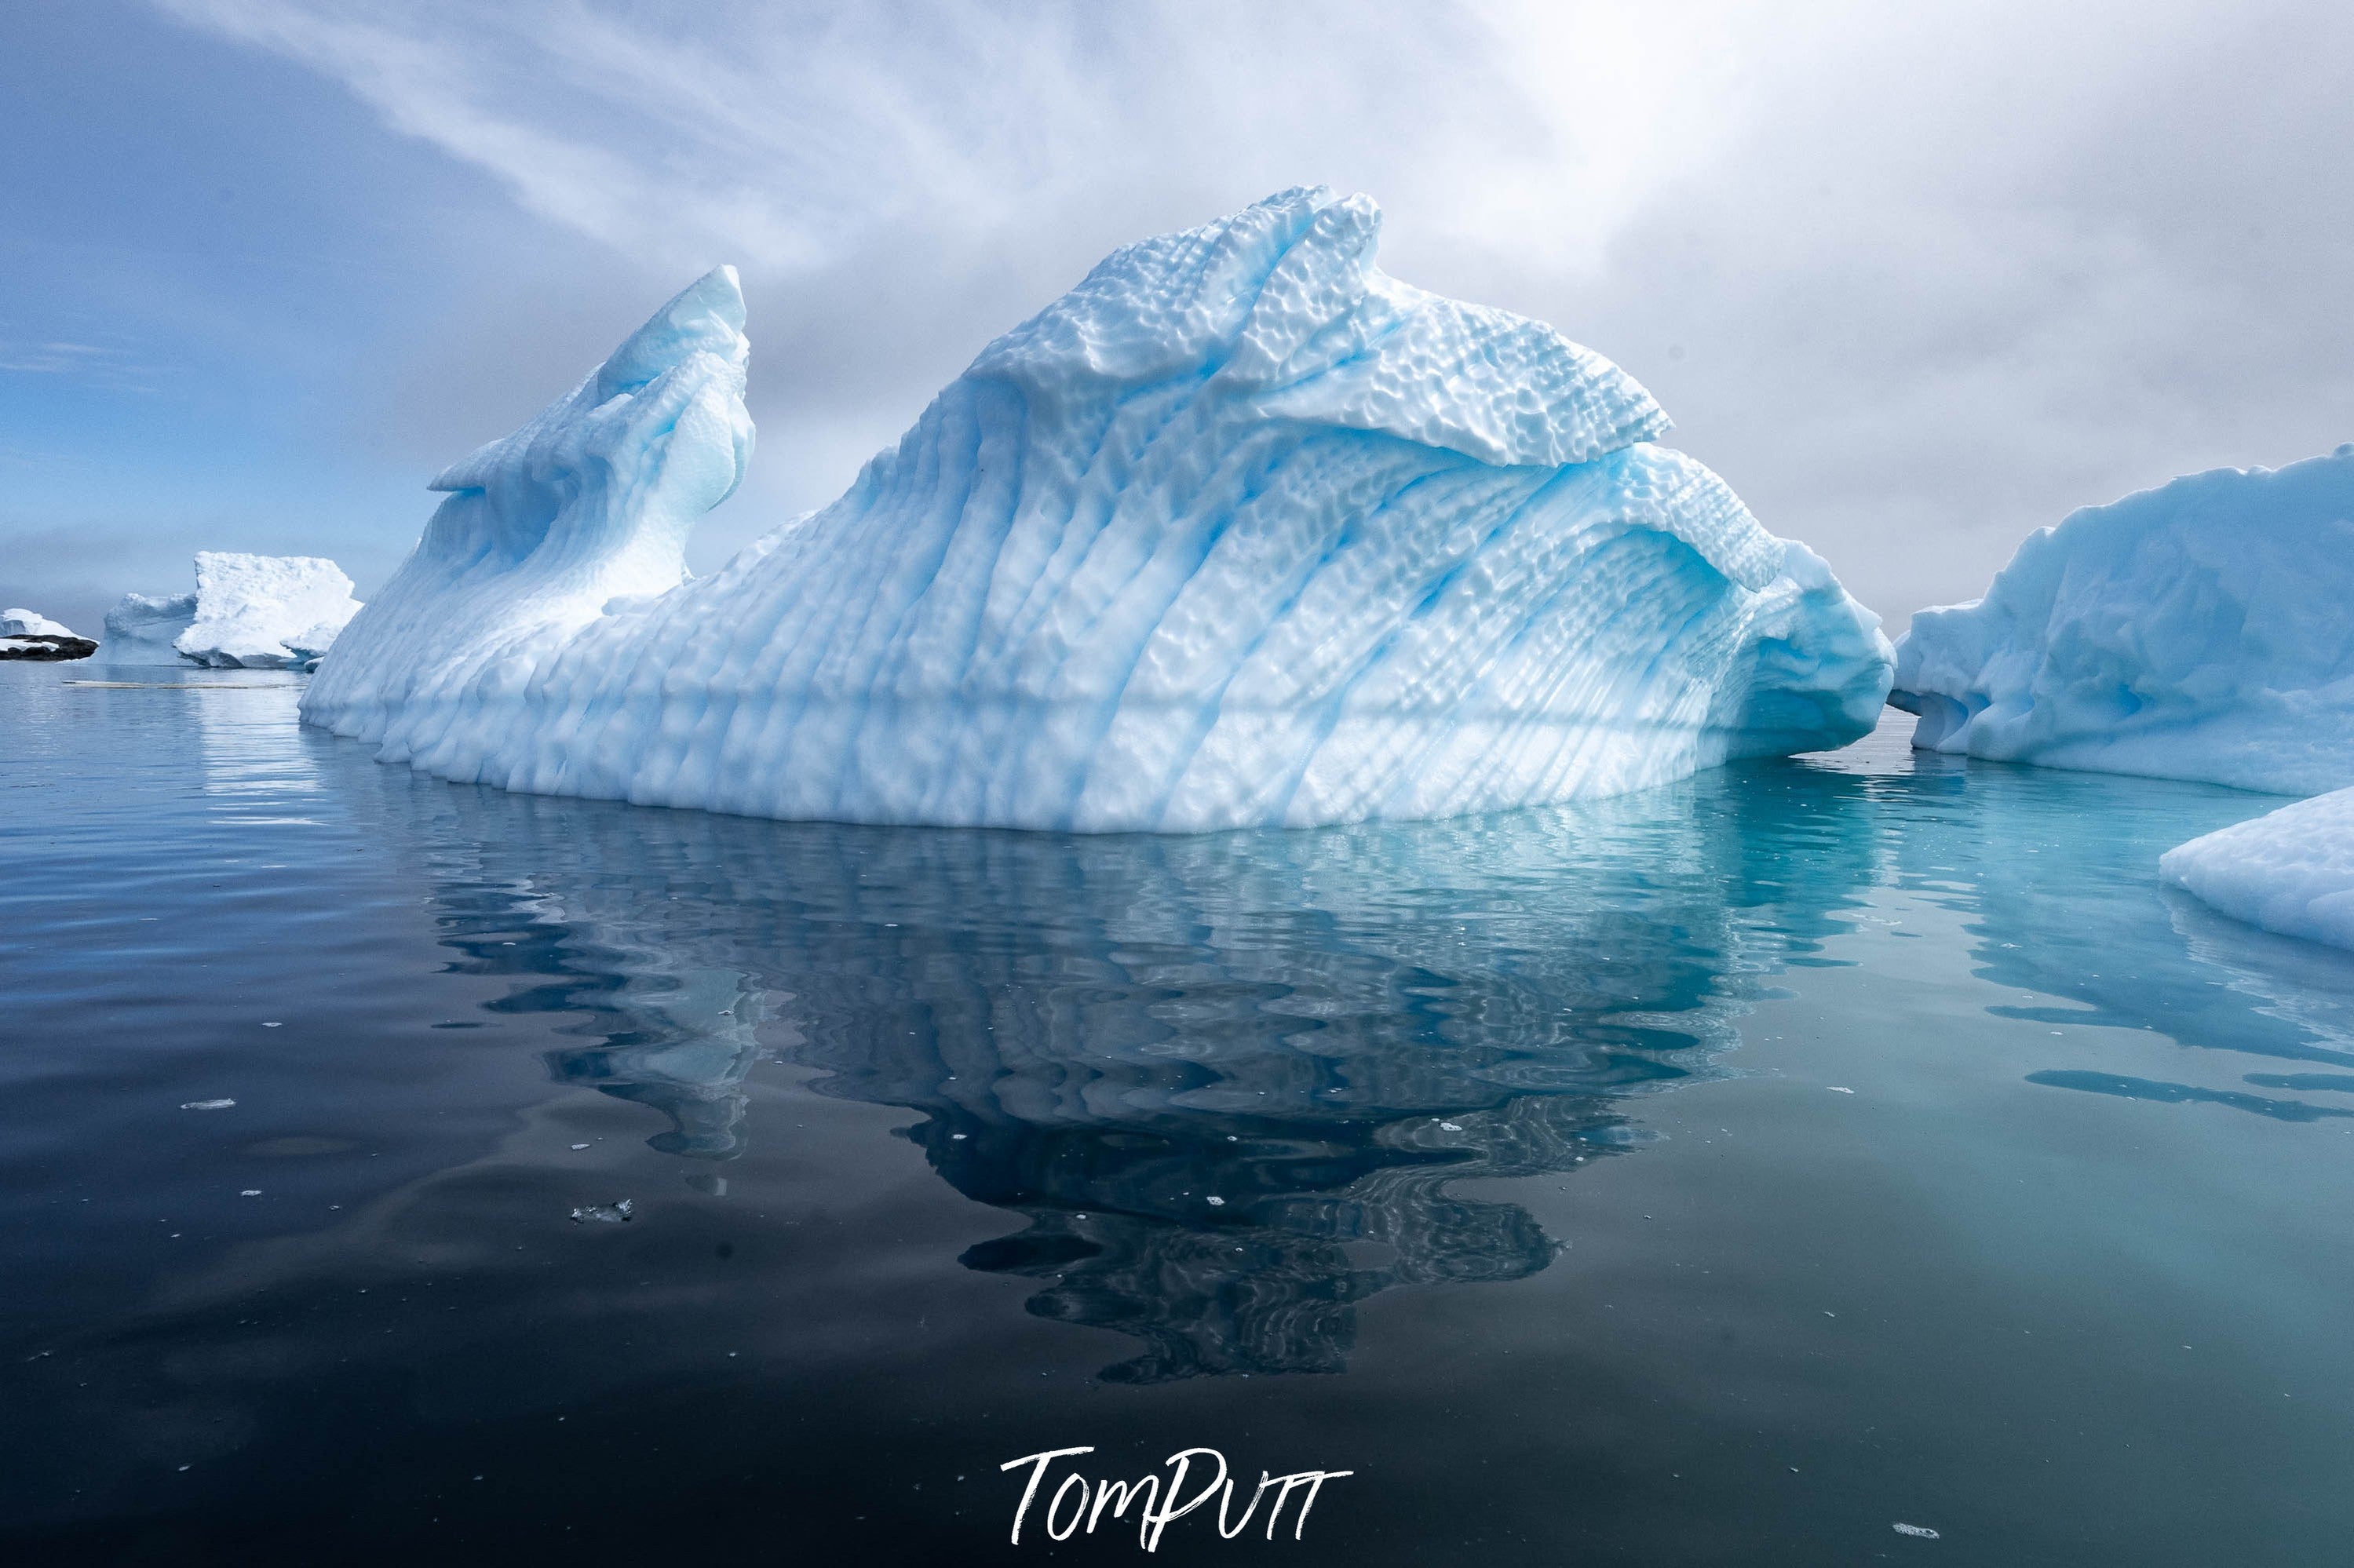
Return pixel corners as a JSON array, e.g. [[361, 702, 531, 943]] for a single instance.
[[2164, 786, 2354, 952], [304, 188, 1892, 831], [1892, 447, 2354, 796]]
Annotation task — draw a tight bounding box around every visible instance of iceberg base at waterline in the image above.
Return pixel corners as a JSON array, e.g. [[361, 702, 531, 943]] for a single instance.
[[2163, 788, 2354, 953], [1889, 446, 2354, 796], [305, 188, 1894, 833]]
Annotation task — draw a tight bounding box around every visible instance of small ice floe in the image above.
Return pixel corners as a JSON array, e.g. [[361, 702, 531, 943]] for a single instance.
[[1827, 1086, 1856, 1094], [1439, 1121, 1464, 1132], [1206, 1196, 1225, 1206], [570, 1198, 634, 1223], [181, 1099, 236, 1111], [569, 1143, 589, 1150], [262, 1022, 282, 1028], [1892, 1522, 1940, 1539], [239, 1189, 261, 1197]]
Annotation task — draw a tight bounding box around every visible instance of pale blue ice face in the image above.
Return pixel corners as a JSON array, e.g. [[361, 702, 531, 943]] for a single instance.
[[302, 190, 1893, 832], [1892, 444, 2354, 797]]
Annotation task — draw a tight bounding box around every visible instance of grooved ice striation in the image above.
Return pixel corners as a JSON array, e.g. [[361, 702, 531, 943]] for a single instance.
[[303, 188, 1892, 831], [1891, 447, 2354, 795]]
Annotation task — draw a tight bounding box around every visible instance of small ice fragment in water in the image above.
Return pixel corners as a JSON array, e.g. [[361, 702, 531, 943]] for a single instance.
[[1892, 1522, 1940, 1539], [569, 1143, 589, 1150], [261, 1022, 281, 1028], [1440, 1121, 1464, 1132], [239, 1189, 261, 1197], [181, 1099, 236, 1111], [1206, 1196, 1225, 1206], [951, 1132, 967, 1140], [1827, 1086, 1856, 1094], [570, 1198, 634, 1223]]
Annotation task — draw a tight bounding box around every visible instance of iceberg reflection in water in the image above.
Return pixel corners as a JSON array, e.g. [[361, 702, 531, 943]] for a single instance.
[[367, 764, 1878, 1380], [16, 673, 2354, 1563]]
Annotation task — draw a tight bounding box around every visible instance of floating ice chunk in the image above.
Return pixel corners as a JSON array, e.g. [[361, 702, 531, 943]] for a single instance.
[[180, 1099, 237, 1111], [1892, 1522, 1941, 1539], [1890, 447, 2354, 794], [570, 1198, 635, 1223], [2162, 786, 2354, 952], [305, 190, 1892, 831]]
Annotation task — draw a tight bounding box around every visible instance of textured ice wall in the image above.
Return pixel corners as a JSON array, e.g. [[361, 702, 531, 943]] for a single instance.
[[1892, 447, 2354, 795], [305, 188, 1892, 831], [2163, 787, 2354, 952]]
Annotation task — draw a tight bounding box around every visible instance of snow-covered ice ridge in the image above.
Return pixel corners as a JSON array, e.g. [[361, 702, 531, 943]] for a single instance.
[[2, 608, 78, 639], [1892, 447, 2354, 795], [305, 188, 1892, 831], [2163, 787, 2354, 953]]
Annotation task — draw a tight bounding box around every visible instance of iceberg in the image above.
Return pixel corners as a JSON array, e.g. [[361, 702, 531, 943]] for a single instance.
[[106, 555, 363, 669], [176, 552, 363, 669], [0, 608, 96, 661], [2162, 789, 2354, 953], [101, 592, 198, 659], [305, 188, 1892, 831], [1891, 447, 2354, 795]]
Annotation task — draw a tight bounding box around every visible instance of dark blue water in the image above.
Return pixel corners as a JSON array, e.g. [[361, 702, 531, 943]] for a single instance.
[[5, 662, 2353, 1565]]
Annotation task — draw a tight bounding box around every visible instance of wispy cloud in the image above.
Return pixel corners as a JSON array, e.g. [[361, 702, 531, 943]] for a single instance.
[[151, 0, 1776, 279], [128, 0, 2354, 633]]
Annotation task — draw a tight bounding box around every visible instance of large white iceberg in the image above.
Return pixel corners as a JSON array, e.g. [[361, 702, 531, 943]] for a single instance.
[[2163, 787, 2354, 953], [106, 554, 363, 669], [305, 188, 1892, 831], [177, 552, 363, 669], [1891, 447, 2354, 795]]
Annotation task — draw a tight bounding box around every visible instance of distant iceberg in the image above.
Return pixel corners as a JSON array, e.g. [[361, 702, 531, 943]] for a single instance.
[[305, 188, 1892, 831], [0, 607, 96, 661], [2163, 787, 2354, 953], [102, 592, 198, 658], [1891, 447, 2354, 795], [106, 553, 363, 669]]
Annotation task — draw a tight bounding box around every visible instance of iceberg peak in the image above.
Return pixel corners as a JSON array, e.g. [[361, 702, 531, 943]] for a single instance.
[[305, 191, 1889, 831], [969, 186, 1669, 469]]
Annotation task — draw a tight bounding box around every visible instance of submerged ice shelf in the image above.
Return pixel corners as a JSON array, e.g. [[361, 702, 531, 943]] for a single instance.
[[1892, 447, 2354, 796], [305, 188, 1893, 831]]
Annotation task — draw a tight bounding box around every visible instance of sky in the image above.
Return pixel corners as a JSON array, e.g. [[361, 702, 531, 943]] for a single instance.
[[5, 0, 2352, 640]]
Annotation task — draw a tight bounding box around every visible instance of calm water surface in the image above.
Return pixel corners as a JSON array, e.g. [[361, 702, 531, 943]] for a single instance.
[[4, 662, 2352, 1565]]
